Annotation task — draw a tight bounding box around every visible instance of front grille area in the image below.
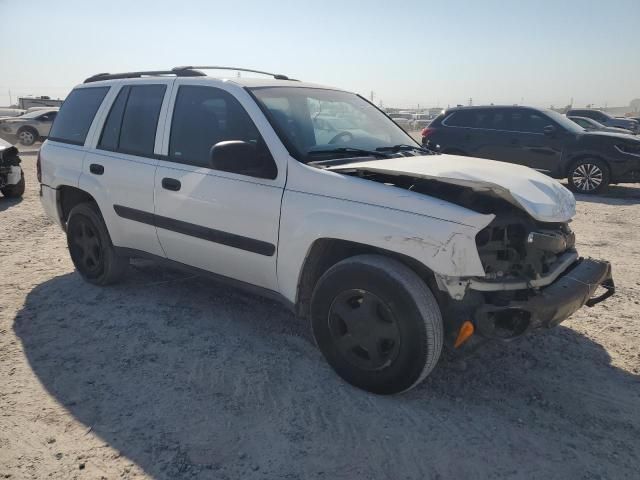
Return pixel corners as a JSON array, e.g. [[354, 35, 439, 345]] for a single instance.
[[475, 218, 575, 281]]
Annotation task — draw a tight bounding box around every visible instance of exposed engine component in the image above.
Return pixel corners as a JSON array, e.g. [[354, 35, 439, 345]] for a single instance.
[[474, 216, 575, 281]]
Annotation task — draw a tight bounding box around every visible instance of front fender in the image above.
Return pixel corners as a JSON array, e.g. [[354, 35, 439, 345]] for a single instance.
[[277, 190, 493, 304]]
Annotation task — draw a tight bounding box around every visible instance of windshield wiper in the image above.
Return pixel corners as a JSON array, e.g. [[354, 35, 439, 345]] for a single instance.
[[376, 144, 435, 154], [307, 147, 390, 159]]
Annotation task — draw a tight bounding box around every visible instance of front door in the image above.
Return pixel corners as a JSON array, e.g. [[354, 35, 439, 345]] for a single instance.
[[504, 109, 563, 173], [154, 82, 285, 291]]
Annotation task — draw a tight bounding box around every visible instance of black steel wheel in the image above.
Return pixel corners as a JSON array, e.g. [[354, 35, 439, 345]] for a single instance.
[[311, 255, 443, 394], [568, 158, 610, 194], [66, 203, 128, 285], [328, 289, 402, 371]]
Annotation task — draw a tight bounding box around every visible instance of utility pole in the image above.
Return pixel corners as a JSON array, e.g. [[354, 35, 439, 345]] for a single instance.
[[8, 89, 12, 106], [370, 91, 375, 103]]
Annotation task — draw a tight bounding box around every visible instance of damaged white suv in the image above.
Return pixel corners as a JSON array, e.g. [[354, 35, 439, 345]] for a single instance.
[[38, 67, 615, 394]]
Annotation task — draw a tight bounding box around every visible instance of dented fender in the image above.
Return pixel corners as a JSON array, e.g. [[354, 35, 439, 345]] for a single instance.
[[277, 189, 493, 305]]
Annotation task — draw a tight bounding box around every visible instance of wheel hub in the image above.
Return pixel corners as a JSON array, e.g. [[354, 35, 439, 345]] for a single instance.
[[70, 218, 102, 272], [328, 289, 401, 371], [572, 163, 603, 192]]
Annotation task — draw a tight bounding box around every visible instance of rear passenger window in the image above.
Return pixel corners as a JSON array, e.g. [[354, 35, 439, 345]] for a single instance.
[[118, 85, 166, 156], [48, 87, 109, 145], [98, 87, 129, 151], [168, 85, 276, 179], [445, 111, 475, 127]]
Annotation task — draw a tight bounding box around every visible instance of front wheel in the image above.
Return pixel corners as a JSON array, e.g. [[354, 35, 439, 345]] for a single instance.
[[17, 127, 37, 146], [567, 158, 610, 194], [310, 255, 443, 394], [66, 203, 128, 285]]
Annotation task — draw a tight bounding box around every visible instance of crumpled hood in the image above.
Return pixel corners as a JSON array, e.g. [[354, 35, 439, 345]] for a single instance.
[[328, 154, 576, 223]]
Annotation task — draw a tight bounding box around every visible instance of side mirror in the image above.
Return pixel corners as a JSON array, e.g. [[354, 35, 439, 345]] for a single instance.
[[209, 140, 257, 173], [543, 125, 557, 136]]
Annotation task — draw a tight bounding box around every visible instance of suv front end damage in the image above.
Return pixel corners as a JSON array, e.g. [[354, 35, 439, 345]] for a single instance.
[[328, 155, 615, 347], [436, 216, 614, 344]]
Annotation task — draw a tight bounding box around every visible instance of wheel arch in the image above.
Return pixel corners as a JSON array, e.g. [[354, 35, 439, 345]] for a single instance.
[[564, 153, 611, 178], [57, 185, 99, 227], [294, 238, 440, 319]]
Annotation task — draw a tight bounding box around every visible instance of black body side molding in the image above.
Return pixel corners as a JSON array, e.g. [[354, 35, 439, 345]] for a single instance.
[[113, 205, 276, 257]]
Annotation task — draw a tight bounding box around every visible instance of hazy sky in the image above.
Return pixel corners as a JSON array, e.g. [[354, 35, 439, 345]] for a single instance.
[[1, 0, 639, 108]]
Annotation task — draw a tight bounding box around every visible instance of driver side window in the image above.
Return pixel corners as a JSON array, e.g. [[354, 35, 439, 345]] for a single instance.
[[168, 86, 276, 179]]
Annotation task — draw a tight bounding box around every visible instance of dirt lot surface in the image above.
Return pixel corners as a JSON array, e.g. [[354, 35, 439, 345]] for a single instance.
[[1, 146, 639, 479]]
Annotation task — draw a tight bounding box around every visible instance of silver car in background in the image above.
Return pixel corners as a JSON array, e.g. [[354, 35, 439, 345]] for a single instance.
[[0, 108, 59, 145]]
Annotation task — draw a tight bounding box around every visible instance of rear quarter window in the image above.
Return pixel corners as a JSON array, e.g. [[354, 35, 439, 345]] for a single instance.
[[48, 87, 109, 145]]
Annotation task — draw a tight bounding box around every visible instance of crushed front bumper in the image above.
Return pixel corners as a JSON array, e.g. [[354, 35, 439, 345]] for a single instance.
[[474, 258, 614, 339]]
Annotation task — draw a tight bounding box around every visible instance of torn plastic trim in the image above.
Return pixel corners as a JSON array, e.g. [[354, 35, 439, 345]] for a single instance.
[[435, 250, 579, 300]]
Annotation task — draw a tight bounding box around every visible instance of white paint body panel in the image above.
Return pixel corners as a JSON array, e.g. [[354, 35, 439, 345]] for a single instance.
[[277, 158, 494, 303], [329, 154, 576, 223]]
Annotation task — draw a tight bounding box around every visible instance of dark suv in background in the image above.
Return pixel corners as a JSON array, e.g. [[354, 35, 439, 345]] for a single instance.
[[566, 109, 639, 134], [422, 106, 640, 194]]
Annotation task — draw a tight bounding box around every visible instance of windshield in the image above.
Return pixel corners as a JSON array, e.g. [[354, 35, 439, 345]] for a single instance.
[[250, 87, 418, 162]]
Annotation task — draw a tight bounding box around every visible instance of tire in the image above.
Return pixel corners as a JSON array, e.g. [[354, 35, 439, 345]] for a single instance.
[[567, 158, 610, 194], [1, 171, 25, 198], [66, 202, 128, 285], [310, 254, 443, 394], [17, 127, 38, 146]]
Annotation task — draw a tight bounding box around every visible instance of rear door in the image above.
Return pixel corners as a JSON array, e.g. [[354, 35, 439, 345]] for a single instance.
[[81, 80, 173, 257], [153, 80, 285, 291]]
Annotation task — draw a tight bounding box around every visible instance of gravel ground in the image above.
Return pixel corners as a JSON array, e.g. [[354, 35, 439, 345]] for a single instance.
[[1, 146, 639, 479]]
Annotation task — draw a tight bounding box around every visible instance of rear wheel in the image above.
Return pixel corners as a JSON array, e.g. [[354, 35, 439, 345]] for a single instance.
[[66, 203, 128, 285], [1, 171, 25, 198], [567, 158, 610, 194], [310, 255, 443, 394]]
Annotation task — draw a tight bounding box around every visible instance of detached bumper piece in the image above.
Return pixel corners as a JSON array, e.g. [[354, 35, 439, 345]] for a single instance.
[[475, 259, 614, 339]]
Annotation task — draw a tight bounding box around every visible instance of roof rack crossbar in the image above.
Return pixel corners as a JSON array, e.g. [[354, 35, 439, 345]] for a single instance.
[[172, 66, 292, 81], [83, 69, 206, 83]]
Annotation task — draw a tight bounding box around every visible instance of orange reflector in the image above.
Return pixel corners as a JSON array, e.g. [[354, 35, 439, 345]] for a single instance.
[[454, 321, 475, 348]]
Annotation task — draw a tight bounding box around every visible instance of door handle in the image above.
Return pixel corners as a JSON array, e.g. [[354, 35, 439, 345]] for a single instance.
[[89, 163, 104, 175], [162, 177, 181, 191]]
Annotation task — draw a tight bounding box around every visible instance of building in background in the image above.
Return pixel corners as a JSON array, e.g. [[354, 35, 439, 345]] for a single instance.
[[17, 96, 64, 110]]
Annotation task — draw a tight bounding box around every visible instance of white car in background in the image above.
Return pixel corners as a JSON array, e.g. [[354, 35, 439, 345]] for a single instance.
[[388, 113, 412, 129]]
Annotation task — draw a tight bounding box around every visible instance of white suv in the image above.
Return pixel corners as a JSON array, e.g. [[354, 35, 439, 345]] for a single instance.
[[39, 67, 614, 394]]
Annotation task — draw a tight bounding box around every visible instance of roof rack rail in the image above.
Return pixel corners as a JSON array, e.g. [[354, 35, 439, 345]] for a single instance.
[[83, 69, 206, 83], [172, 66, 294, 81]]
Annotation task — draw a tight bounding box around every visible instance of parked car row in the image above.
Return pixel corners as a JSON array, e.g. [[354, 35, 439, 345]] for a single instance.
[[388, 112, 435, 131], [422, 106, 640, 194], [566, 109, 639, 134]]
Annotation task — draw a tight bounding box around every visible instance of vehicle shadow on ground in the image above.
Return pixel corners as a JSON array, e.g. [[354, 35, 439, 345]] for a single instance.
[[567, 182, 640, 205], [0, 196, 23, 212], [14, 261, 640, 479]]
